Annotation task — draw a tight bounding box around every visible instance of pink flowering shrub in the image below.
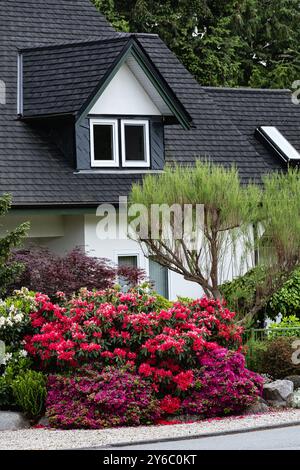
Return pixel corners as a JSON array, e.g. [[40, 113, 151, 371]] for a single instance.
[[46, 365, 160, 428], [182, 348, 263, 418], [23, 287, 263, 427]]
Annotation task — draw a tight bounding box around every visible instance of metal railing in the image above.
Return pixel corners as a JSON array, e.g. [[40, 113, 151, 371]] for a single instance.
[[244, 327, 300, 343]]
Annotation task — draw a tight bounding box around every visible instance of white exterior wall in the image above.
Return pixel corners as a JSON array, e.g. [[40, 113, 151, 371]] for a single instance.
[[6, 213, 254, 301], [89, 63, 162, 116], [42, 215, 85, 255], [4, 214, 84, 256], [3, 215, 64, 238], [85, 214, 206, 300]]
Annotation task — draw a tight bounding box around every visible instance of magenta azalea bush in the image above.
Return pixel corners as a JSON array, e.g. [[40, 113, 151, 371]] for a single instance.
[[182, 347, 262, 418], [46, 366, 160, 429]]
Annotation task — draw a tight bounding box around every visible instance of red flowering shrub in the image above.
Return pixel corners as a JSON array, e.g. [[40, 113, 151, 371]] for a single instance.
[[23, 286, 263, 426], [160, 395, 181, 415], [46, 366, 160, 429], [25, 288, 243, 369]]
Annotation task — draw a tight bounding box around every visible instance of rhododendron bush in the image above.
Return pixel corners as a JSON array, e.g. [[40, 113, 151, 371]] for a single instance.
[[23, 287, 263, 427]]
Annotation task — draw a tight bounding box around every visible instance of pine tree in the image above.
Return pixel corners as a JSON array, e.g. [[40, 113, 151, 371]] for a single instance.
[[0, 194, 29, 296], [92, 0, 300, 88]]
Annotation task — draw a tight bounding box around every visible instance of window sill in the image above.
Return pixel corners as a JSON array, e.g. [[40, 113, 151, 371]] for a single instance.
[[74, 169, 164, 175]]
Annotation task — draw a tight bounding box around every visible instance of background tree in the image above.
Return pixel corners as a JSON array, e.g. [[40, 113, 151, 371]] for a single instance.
[[0, 194, 29, 296], [92, 0, 300, 88]]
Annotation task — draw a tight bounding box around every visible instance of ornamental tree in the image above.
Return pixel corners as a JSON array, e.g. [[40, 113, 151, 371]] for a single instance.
[[129, 163, 300, 323], [129, 162, 260, 301], [245, 169, 300, 323], [0, 194, 29, 296]]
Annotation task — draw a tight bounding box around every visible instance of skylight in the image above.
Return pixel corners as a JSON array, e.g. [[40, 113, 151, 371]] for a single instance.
[[255, 126, 300, 163]]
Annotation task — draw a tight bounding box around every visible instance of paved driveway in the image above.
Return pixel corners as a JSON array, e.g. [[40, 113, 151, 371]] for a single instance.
[[112, 425, 300, 450]]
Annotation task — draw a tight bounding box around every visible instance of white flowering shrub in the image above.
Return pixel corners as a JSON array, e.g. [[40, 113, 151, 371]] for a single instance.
[[0, 288, 39, 411], [0, 288, 36, 348]]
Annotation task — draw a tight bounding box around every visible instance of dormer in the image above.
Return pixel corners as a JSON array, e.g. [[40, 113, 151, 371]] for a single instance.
[[19, 37, 192, 173]]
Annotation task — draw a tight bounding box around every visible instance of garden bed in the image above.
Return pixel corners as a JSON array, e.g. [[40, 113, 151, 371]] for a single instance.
[[1, 287, 263, 429]]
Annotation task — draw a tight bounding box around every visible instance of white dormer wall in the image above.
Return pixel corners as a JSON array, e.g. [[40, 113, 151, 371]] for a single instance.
[[89, 62, 162, 116]]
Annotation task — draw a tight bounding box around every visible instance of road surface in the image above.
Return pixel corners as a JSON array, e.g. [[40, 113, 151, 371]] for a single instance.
[[111, 425, 300, 450]]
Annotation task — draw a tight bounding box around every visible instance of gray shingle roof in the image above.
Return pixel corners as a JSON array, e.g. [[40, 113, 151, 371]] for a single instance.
[[0, 0, 299, 208], [21, 35, 192, 127], [202, 87, 298, 173], [22, 38, 130, 117]]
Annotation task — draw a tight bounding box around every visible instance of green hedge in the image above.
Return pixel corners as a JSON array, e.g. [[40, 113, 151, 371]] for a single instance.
[[221, 267, 300, 321], [246, 336, 300, 379]]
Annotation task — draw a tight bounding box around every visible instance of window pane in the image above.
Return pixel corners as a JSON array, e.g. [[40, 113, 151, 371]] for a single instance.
[[118, 256, 138, 290], [118, 256, 138, 268], [149, 258, 169, 299], [125, 125, 145, 161], [93, 124, 113, 161]]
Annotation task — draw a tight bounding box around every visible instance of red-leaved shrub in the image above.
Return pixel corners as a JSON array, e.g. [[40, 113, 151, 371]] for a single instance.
[[9, 247, 145, 299]]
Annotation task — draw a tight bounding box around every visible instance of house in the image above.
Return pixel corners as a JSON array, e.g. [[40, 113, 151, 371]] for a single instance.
[[1, 0, 300, 299]]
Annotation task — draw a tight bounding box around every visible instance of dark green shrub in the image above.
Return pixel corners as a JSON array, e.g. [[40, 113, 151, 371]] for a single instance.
[[0, 356, 33, 410], [245, 339, 268, 373], [259, 337, 300, 379], [221, 267, 300, 322], [220, 266, 266, 320], [0, 194, 29, 297], [0, 376, 12, 409], [11, 370, 46, 419]]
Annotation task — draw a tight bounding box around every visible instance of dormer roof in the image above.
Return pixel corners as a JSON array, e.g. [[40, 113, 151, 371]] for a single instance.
[[20, 36, 192, 129]]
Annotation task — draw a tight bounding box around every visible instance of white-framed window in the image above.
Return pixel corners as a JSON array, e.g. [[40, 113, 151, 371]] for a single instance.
[[118, 254, 138, 269], [117, 254, 139, 290], [121, 119, 150, 168], [90, 118, 119, 167]]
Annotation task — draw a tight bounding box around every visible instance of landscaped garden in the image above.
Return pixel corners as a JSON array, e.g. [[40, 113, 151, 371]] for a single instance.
[[2, 276, 300, 430], [1, 163, 300, 430]]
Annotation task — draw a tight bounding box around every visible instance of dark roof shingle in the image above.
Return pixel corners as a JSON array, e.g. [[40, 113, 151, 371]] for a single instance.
[[22, 38, 130, 117]]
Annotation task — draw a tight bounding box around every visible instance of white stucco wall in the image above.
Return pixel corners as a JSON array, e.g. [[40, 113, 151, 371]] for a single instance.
[[7, 213, 254, 301], [85, 214, 207, 300], [43, 215, 85, 254], [89, 63, 162, 116], [5, 214, 85, 256], [3, 214, 64, 238]]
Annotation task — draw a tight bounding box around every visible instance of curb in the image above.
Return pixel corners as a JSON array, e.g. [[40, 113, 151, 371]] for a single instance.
[[85, 419, 300, 449]]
